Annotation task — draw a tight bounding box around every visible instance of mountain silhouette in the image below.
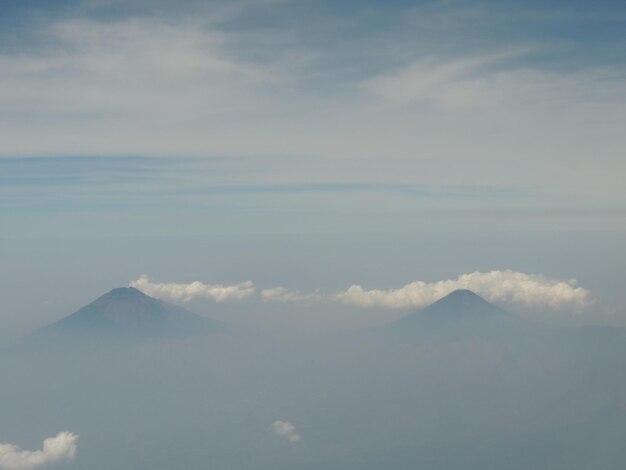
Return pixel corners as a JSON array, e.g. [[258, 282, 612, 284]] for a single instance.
[[383, 289, 529, 338], [30, 287, 227, 345]]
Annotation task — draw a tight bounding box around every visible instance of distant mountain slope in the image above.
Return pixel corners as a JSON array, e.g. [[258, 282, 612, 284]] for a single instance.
[[375, 289, 626, 374], [391, 289, 509, 325], [382, 289, 532, 339], [394, 289, 507, 324], [30, 287, 227, 344]]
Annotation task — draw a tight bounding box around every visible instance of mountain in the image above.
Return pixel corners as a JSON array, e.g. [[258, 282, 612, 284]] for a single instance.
[[383, 289, 530, 338], [30, 287, 227, 345], [384, 290, 626, 342]]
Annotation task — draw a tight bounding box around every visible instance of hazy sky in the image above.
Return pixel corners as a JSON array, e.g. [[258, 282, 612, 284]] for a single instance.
[[1, 0, 625, 337], [2, 7, 626, 467]]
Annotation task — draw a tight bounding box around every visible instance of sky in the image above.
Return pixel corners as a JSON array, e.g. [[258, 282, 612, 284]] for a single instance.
[[1, 0, 626, 337]]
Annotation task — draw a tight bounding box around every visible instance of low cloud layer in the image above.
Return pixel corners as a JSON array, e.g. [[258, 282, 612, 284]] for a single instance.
[[0, 432, 78, 470], [130, 275, 255, 303], [131, 270, 593, 311], [272, 421, 301, 443], [335, 270, 593, 311]]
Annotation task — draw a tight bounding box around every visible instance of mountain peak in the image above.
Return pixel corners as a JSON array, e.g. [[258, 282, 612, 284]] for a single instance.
[[89, 286, 155, 311], [433, 289, 492, 308], [385, 288, 510, 334], [425, 289, 503, 318], [102, 286, 146, 299]]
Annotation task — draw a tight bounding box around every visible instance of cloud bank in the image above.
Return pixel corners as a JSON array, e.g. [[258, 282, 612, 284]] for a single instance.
[[335, 270, 593, 311], [131, 270, 593, 311], [0, 432, 78, 470], [272, 421, 301, 443], [130, 275, 254, 303]]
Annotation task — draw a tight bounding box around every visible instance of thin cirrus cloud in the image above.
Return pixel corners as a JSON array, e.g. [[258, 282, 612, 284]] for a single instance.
[[129, 275, 255, 303], [1, 6, 625, 235], [0, 432, 78, 470], [334, 270, 593, 311], [363, 51, 524, 109], [271, 421, 301, 443]]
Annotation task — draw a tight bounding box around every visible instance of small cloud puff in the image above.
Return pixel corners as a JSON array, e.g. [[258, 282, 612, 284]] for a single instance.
[[272, 420, 301, 443], [0, 432, 78, 470], [130, 275, 255, 303], [335, 270, 593, 311]]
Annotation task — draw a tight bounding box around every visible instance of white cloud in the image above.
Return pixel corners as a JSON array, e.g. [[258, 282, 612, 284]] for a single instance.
[[271, 420, 301, 443], [129, 275, 255, 303], [130, 271, 593, 311], [335, 270, 593, 311], [261, 287, 322, 304], [0, 432, 78, 470]]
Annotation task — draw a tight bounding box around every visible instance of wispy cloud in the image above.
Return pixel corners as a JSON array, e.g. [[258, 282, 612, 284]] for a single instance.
[[271, 420, 301, 443], [0, 432, 78, 470], [363, 51, 525, 108], [129, 275, 254, 302], [335, 270, 593, 311], [261, 287, 322, 304], [362, 48, 626, 114]]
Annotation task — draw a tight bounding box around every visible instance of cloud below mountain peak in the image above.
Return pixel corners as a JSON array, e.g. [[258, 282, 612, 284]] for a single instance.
[[130, 270, 593, 313]]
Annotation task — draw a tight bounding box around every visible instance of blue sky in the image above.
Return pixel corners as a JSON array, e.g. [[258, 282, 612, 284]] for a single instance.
[[1, 0, 625, 335]]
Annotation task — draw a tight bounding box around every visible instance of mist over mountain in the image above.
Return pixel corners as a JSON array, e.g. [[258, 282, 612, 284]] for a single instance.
[[2, 287, 625, 470]]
